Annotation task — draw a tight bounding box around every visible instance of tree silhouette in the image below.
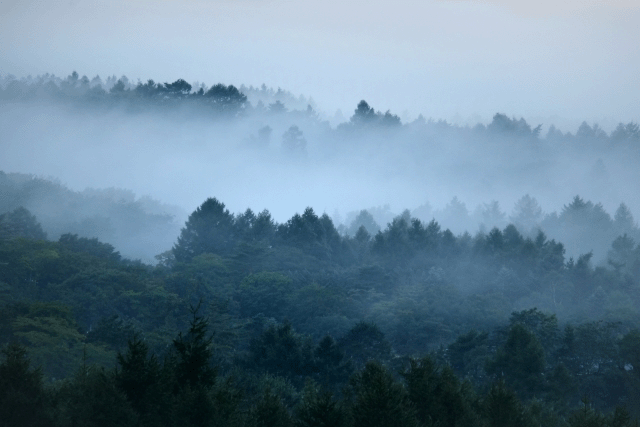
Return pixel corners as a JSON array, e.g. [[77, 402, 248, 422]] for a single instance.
[[282, 125, 307, 156], [173, 197, 236, 262], [350, 100, 377, 125], [172, 304, 216, 390]]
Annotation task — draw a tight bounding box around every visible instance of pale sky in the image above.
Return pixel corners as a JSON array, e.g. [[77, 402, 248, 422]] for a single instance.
[[1, 0, 639, 129]]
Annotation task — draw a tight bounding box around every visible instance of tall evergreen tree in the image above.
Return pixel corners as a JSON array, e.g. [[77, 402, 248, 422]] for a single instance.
[[295, 380, 346, 427], [116, 334, 163, 420], [173, 198, 236, 262], [0, 342, 49, 427], [349, 361, 418, 427], [172, 305, 216, 390]]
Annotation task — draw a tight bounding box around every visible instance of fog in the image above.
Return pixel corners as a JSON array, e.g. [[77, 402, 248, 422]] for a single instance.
[[1, 74, 639, 263], [1, 0, 639, 126], [3, 3, 640, 421], [1, 0, 639, 261], [2, 93, 636, 218]]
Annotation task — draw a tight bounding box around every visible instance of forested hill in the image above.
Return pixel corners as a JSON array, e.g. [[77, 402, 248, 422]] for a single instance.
[[2, 70, 639, 142], [2, 70, 640, 425], [0, 171, 183, 261], [3, 70, 640, 243], [2, 195, 640, 425], [2, 169, 638, 264]]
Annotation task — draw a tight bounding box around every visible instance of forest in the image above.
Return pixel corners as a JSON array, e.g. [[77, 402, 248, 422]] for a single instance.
[[2, 72, 640, 426]]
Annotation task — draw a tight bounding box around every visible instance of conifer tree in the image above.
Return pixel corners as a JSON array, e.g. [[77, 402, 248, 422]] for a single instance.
[[251, 388, 293, 427], [349, 361, 418, 427], [172, 304, 217, 390], [173, 198, 236, 262], [0, 342, 49, 427], [295, 380, 346, 427], [116, 334, 163, 420], [485, 380, 532, 427]]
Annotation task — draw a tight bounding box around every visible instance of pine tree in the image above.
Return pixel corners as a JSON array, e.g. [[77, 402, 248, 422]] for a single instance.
[[0, 342, 49, 427], [173, 198, 236, 262], [485, 380, 532, 427], [172, 304, 216, 390], [567, 397, 606, 427], [295, 380, 346, 427], [349, 361, 418, 427], [251, 388, 293, 427], [115, 334, 163, 419]]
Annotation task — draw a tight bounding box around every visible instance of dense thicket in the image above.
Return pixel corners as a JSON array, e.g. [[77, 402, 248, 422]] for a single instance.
[[2, 193, 640, 425]]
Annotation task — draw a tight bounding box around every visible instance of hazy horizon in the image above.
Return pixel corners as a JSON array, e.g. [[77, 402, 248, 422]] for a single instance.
[[2, 0, 639, 130], [2, 0, 640, 263]]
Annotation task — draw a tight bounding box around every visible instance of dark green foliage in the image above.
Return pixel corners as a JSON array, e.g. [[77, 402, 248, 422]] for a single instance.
[[610, 406, 633, 427], [4, 302, 101, 380], [252, 209, 277, 242], [0, 207, 47, 240], [313, 335, 353, 388], [277, 208, 342, 261], [349, 361, 418, 427], [237, 272, 293, 318], [620, 330, 640, 384], [206, 376, 244, 427], [508, 308, 559, 349], [173, 198, 236, 262], [567, 397, 608, 427], [295, 380, 346, 427], [402, 356, 480, 427], [339, 322, 392, 370], [249, 322, 314, 380], [447, 329, 489, 378], [0, 342, 49, 427], [87, 314, 136, 348], [58, 233, 121, 262], [484, 380, 532, 427], [204, 83, 247, 115], [172, 384, 226, 427], [115, 334, 163, 419], [250, 388, 294, 427], [547, 363, 576, 409], [2, 189, 640, 422], [171, 306, 217, 390], [487, 323, 545, 396], [53, 366, 137, 427], [568, 321, 621, 377]]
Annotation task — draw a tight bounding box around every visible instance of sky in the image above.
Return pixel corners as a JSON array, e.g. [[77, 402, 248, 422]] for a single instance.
[[1, 0, 639, 130]]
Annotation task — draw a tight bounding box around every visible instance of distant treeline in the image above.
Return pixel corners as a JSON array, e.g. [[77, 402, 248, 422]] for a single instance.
[[0, 171, 182, 261], [0, 71, 316, 118], [2, 171, 637, 263], [344, 195, 639, 263], [1, 71, 639, 143]]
